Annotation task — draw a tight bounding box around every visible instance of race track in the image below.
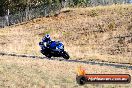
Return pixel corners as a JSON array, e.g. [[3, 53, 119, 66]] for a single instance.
[[0, 52, 132, 70]]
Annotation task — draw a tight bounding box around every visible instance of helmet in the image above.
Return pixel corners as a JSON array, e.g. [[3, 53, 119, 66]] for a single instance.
[[45, 34, 50, 39]]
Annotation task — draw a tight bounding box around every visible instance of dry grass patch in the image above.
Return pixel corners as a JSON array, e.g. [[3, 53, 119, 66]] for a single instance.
[[0, 4, 132, 64], [0, 55, 132, 88]]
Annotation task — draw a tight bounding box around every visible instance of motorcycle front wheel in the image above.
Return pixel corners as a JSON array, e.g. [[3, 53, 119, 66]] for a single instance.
[[62, 51, 70, 60]]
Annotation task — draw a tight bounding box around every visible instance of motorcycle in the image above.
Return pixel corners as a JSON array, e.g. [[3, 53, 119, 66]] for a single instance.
[[39, 41, 70, 60]]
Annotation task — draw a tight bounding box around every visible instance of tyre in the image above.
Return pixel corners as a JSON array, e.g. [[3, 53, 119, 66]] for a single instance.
[[62, 51, 70, 60], [76, 76, 87, 85], [45, 54, 52, 58], [40, 50, 45, 55], [41, 50, 52, 58]]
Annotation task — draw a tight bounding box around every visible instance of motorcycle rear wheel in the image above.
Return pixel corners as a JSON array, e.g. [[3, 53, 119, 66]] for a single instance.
[[41, 50, 52, 58], [45, 54, 52, 58]]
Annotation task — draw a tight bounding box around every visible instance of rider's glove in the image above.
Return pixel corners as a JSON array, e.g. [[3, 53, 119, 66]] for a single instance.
[[43, 42, 47, 47]]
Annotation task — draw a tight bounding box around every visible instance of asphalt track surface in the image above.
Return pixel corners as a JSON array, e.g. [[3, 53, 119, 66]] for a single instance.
[[0, 52, 132, 70]]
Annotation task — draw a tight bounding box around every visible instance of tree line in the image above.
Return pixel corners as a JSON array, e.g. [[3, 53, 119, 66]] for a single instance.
[[0, 0, 64, 16], [0, 0, 131, 16], [67, 0, 130, 7]]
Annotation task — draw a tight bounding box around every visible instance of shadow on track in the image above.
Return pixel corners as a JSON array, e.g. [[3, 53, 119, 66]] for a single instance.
[[0, 52, 132, 70]]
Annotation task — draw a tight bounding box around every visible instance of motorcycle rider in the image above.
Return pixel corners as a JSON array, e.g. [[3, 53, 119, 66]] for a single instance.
[[39, 34, 52, 50], [39, 34, 70, 59], [40, 34, 62, 51]]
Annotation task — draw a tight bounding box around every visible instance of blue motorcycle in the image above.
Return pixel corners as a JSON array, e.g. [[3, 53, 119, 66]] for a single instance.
[[39, 41, 70, 60]]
